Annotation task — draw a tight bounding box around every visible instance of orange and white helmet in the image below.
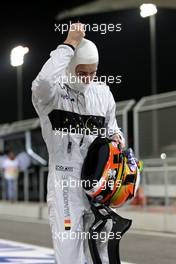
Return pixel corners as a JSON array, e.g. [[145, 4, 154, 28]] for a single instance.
[[81, 137, 142, 208]]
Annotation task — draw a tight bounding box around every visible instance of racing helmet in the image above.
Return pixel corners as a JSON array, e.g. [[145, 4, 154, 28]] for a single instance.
[[81, 136, 142, 208]]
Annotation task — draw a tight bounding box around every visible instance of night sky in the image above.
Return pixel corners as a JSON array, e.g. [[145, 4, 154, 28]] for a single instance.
[[0, 1, 176, 124]]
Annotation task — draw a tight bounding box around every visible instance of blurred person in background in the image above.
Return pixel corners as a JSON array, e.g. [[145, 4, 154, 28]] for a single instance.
[[16, 151, 31, 172], [2, 150, 19, 202], [0, 151, 6, 198], [0, 150, 6, 171]]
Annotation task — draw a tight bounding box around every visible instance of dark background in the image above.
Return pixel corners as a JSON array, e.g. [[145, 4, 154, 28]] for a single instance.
[[0, 0, 176, 123]]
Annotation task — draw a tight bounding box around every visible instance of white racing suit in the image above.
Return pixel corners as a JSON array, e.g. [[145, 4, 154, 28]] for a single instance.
[[31, 44, 124, 264]]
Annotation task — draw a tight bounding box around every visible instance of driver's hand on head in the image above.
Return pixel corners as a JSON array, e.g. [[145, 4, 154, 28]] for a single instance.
[[64, 23, 85, 48]]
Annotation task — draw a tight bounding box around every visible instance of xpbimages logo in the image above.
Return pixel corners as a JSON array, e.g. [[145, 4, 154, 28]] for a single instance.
[[54, 230, 122, 243], [57, 73, 122, 86], [54, 177, 122, 192], [54, 21, 122, 35]]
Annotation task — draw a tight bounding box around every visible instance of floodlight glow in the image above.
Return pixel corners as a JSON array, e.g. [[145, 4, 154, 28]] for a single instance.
[[140, 4, 157, 18], [160, 153, 167, 160], [10, 46, 29, 67]]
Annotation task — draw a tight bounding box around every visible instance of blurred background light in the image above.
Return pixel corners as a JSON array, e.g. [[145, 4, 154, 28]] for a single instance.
[[10, 46, 29, 67], [140, 3, 158, 18], [160, 152, 167, 160]]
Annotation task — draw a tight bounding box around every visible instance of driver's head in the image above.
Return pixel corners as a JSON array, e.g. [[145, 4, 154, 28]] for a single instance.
[[75, 63, 97, 84], [66, 38, 99, 91]]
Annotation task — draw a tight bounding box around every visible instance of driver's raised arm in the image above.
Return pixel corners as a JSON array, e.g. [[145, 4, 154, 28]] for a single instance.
[[31, 23, 85, 106]]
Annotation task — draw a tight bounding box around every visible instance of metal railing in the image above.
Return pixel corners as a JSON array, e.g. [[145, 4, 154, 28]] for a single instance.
[[116, 99, 135, 146], [133, 91, 176, 159]]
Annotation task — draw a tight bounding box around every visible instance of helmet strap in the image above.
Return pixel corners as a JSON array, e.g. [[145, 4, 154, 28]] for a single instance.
[[88, 201, 132, 264]]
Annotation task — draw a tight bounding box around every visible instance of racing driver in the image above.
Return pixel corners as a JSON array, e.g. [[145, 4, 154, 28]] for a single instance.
[[31, 23, 125, 264]]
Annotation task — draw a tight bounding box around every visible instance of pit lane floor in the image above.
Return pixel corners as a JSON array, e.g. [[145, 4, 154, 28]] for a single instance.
[[0, 217, 175, 264]]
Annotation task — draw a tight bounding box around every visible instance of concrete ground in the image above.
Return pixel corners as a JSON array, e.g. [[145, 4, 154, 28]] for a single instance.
[[0, 217, 175, 264]]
